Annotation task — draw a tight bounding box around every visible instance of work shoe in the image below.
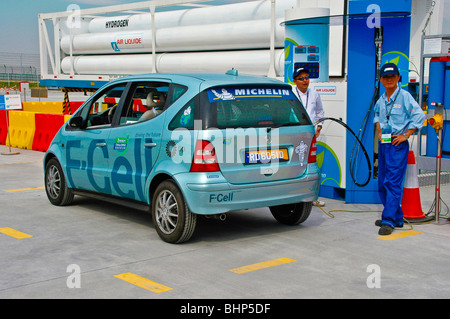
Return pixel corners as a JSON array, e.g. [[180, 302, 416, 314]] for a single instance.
[[378, 224, 394, 235], [375, 220, 403, 228]]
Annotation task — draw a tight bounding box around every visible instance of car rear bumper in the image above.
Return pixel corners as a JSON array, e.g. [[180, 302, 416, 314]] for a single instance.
[[175, 166, 321, 215]]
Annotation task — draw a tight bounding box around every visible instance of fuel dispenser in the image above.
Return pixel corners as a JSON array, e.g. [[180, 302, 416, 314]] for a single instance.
[[345, 1, 414, 204], [284, 7, 330, 84], [284, 0, 414, 203]]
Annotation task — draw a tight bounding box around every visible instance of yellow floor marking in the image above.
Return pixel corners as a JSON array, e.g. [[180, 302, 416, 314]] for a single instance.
[[0, 161, 41, 166], [114, 273, 173, 293], [377, 230, 423, 240], [5, 186, 45, 193], [229, 257, 296, 274], [0, 227, 33, 239]]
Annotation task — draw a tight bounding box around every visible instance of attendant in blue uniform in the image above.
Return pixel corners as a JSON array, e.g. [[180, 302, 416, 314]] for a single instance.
[[373, 63, 425, 235]]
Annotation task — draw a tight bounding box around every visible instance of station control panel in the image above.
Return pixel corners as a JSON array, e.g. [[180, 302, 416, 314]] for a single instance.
[[293, 45, 321, 79]]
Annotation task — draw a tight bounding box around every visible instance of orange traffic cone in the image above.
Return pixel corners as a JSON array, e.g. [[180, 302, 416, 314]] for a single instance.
[[402, 150, 434, 223]]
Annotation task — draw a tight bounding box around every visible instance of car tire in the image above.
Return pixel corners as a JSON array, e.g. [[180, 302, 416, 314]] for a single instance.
[[152, 180, 197, 243], [269, 202, 312, 225], [45, 158, 74, 206]]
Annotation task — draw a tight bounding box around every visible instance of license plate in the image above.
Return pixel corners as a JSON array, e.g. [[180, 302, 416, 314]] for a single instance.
[[245, 149, 289, 164]]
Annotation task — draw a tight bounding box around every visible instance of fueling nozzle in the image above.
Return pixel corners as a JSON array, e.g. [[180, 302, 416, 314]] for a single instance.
[[429, 114, 443, 132]]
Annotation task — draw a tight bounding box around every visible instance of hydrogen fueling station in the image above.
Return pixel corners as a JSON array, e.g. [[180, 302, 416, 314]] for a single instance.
[[35, 0, 449, 209], [1, 0, 450, 300]]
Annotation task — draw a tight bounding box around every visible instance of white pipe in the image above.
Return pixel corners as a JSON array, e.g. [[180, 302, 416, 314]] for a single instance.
[[60, 50, 285, 76], [157, 50, 284, 75], [60, 18, 285, 54], [87, 0, 296, 33], [57, 1, 299, 78]]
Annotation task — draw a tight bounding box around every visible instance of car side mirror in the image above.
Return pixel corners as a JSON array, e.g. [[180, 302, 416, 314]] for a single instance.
[[69, 116, 83, 128]]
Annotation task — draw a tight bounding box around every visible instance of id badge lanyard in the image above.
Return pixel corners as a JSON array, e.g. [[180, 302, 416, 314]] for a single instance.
[[381, 89, 400, 144], [296, 87, 309, 110]]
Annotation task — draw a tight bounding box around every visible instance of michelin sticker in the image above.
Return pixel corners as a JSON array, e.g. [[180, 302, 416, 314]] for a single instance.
[[211, 89, 235, 100], [207, 87, 296, 102], [180, 106, 192, 126], [295, 140, 308, 166]]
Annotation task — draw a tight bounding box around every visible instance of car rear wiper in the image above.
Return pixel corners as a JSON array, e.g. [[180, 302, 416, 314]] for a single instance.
[[267, 122, 298, 132]]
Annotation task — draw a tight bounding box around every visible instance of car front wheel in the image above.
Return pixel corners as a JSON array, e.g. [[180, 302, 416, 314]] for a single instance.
[[45, 158, 74, 206], [269, 202, 312, 225], [152, 180, 197, 243]]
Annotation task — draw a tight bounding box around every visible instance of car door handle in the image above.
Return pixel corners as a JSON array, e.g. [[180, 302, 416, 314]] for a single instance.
[[144, 142, 157, 148], [96, 142, 107, 147]]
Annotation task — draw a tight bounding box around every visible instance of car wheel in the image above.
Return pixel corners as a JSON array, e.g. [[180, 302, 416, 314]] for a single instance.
[[45, 158, 74, 206], [152, 180, 197, 243], [269, 202, 312, 225]]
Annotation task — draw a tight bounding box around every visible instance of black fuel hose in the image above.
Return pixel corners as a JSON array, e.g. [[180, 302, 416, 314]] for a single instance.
[[314, 117, 372, 187]]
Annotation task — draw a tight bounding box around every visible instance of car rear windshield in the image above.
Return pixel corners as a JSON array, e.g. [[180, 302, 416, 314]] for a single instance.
[[199, 85, 311, 129]]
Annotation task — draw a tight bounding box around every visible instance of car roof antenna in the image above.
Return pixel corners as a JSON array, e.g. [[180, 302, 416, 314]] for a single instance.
[[225, 68, 238, 76]]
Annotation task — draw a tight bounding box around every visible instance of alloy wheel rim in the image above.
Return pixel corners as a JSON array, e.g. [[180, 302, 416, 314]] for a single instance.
[[47, 165, 61, 199], [155, 190, 179, 234]]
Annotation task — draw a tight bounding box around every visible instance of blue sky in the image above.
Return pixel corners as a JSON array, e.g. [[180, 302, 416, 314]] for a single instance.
[[0, 0, 240, 54], [1, 0, 449, 55]]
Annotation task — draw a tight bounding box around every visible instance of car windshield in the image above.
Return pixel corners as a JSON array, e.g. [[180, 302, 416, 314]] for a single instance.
[[200, 85, 311, 129]]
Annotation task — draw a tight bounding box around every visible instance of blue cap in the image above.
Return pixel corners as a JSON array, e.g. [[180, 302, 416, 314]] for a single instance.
[[293, 67, 309, 79], [380, 63, 399, 77]]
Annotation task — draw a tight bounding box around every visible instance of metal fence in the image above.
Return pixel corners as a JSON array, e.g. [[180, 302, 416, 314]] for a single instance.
[[0, 72, 40, 82], [0, 52, 41, 83]]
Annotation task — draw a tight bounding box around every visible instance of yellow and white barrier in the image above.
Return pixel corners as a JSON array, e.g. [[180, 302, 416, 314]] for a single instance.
[[6, 111, 36, 150]]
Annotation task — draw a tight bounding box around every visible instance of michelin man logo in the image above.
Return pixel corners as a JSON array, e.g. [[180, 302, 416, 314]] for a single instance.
[[211, 89, 235, 100], [180, 106, 192, 126], [295, 140, 308, 166]]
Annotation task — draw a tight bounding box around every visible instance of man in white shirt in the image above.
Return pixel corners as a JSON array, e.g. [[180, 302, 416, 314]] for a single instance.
[[292, 67, 326, 207], [292, 67, 325, 137]]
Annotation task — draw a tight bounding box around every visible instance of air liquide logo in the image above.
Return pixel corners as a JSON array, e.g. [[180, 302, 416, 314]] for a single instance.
[[111, 33, 144, 52], [111, 42, 120, 52]]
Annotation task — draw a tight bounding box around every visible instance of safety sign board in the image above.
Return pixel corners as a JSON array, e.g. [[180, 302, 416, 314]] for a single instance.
[[0, 95, 22, 110]]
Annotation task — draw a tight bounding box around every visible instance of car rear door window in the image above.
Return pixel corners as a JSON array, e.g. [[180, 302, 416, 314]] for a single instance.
[[117, 82, 170, 125]]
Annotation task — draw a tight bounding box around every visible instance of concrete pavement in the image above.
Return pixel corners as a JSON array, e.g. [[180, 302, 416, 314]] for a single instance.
[[0, 145, 449, 301]]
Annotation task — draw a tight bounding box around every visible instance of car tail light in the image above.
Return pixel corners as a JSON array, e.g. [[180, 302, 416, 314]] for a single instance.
[[190, 140, 220, 172], [308, 135, 317, 163]]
